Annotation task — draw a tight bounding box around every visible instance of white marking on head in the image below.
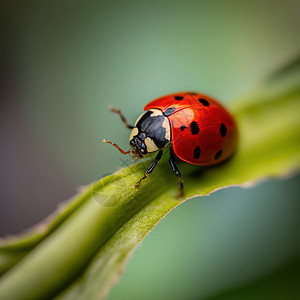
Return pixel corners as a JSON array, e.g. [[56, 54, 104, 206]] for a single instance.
[[129, 127, 138, 143], [144, 137, 159, 153], [148, 109, 162, 117], [134, 109, 162, 126], [162, 118, 171, 141]]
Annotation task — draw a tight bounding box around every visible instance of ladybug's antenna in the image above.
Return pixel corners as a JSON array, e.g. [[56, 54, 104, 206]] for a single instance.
[[102, 139, 131, 154]]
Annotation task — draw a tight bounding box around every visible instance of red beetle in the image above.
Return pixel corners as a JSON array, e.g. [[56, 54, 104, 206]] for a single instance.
[[104, 92, 238, 197]]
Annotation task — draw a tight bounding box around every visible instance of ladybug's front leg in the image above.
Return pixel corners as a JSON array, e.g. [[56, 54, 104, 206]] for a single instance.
[[109, 106, 134, 129], [169, 147, 184, 198], [135, 150, 163, 188], [103, 139, 131, 154]]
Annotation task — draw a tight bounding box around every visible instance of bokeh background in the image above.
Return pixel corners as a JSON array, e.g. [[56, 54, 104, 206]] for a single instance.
[[1, 1, 300, 299]]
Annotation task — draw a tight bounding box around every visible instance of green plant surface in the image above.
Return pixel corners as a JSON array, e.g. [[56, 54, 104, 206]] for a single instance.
[[0, 174, 115, 276], [0, 57, 299, 300]]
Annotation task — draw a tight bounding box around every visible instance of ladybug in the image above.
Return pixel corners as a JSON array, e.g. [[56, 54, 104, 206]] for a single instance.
[[103, 92, 238, 197]]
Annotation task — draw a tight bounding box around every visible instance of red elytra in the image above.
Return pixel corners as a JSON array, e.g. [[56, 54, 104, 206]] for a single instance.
[[144, 92, 238, 166]]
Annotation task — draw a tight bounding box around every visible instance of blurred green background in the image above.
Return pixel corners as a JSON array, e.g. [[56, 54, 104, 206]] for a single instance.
[[1, 1, 299, 299]]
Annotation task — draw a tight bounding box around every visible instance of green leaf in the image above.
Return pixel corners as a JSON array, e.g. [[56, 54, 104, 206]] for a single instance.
[[0, 175, 115, 275], [0, 56, 300, 300]]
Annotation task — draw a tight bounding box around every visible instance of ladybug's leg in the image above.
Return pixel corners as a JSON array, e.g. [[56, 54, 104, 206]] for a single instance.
[[109, 106, 134, 129], [103, 139, 131, 154], [135, 150, 163, 188], [169, 147, 184, 198]]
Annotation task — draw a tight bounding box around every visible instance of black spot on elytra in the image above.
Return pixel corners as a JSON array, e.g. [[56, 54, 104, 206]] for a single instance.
[[199, 98, 209, 106], [190, 121, 199, 135], [193, 146, 201, 159], [220, 123, 227, 137], [215, 150, 222, 160], [180, 125, 186, 131], [164, 107, 175, 116], [175, 96, 184, 100]]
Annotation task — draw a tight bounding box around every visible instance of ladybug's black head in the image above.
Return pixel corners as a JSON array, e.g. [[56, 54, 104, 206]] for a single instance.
[[129, 135, 147, 159], [129, 109, 171, 159]]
